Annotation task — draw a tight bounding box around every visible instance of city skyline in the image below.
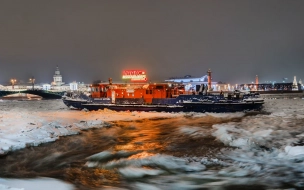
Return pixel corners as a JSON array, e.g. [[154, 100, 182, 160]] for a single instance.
[[1, 65, 302, 86], [0, 0, 304, 84]]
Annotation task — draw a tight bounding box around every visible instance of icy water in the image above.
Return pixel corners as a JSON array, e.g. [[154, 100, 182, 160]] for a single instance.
[[1, 99, 304, 189]]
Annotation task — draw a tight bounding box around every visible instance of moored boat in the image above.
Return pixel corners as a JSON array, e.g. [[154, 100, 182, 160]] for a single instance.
[[62, 82, 264, 113]]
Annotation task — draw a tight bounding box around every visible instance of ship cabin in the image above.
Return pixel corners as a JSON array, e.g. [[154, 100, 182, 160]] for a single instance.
[[89, 83, 186, 104]]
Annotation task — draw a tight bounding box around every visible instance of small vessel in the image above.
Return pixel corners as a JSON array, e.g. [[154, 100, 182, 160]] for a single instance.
[[62, 82, 264, 113]]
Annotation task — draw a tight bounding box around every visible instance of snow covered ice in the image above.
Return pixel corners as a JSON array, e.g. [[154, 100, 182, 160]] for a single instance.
[[210, 98, 304, 188], [0, 98, 304, 189], [0, 99, 185, 189], [0, 178, 74, 190], [0, 100, 183, 154]]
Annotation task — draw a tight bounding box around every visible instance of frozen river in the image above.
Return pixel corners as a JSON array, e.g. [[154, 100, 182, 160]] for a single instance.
[[0, 98, 304, 190]]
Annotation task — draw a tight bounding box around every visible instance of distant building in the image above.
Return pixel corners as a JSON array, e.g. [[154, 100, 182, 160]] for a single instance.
[[52, 66, 65, 86], [292, 76, 298, 91], [69, 82, 78, 91], [68, 82, 90, 91], [165, 74, 221, 91], [165, 75, 210, 83], [299, 79, 303, 90], [42, 84, 51, 90], [0, 84, 7, 90]]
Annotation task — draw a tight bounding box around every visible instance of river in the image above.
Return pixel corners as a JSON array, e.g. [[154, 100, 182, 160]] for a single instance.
[[0, 99, 304, 189]]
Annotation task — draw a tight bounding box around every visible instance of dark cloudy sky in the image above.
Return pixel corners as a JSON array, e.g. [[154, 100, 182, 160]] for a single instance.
[[0, 0, 304, 84]]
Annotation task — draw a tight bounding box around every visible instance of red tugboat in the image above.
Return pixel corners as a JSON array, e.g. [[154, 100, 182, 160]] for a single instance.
[[62, 71, 264, 113]]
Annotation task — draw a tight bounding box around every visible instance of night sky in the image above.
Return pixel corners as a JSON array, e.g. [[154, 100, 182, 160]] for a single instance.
[[0, 0, 304, 85]]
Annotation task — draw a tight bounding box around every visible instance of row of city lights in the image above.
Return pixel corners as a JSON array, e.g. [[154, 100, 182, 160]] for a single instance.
[[10, 78, 35, 89], [10, 78, 35, 83]]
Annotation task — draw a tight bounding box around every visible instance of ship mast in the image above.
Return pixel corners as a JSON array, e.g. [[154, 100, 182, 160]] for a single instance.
[[207, 69, 212, 91]]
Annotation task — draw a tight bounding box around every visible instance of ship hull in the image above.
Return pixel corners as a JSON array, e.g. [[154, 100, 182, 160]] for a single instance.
[[62, 98, 88, 109], [182, 102, 263, 112], [63, 98, 263, 113], [82, 104, 184, 112]]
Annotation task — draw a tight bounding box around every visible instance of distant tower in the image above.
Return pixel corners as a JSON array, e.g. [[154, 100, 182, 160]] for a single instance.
[[207, 69, 212, 91], [255, 75, 259, 85], [52, 66, 64, 86], [292, 76, 298, 91], [299, 79, 303, 86], [255, 75, 259, 90]]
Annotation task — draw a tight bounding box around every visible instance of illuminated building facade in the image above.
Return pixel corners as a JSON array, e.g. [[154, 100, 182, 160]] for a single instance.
[[240, 75, 303, 91], [292, 76, 299, 91], [52, 66, 65, 86], [165, 71, 223, 91]]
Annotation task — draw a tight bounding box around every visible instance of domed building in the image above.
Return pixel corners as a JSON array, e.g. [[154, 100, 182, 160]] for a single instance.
[[51, 66, 65, 86]]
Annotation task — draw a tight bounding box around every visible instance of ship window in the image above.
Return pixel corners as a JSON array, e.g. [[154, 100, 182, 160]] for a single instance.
[[156, 85, 163, 89], [146, 90, 153, 94]]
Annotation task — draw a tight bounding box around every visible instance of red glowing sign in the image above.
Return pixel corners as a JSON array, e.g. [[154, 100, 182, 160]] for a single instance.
[[122, 70, 145, 76], [122, 70, 147, 81]]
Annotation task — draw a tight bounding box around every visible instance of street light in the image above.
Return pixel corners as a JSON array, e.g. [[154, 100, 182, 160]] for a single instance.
[[11, 79, 16, 89], [29, 77, 35, 90]]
